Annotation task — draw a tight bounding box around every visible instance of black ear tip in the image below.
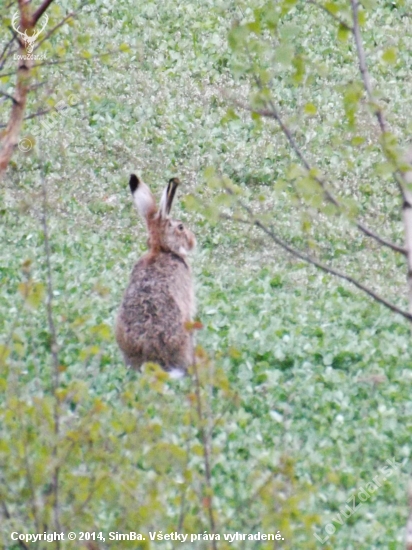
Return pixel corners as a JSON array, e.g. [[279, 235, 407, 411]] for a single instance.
[[129, 174, 140, 193], [169, 177, 180, 186]]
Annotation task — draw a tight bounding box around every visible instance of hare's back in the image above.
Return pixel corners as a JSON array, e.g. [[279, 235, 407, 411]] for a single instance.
[[116, 253, 192, 368], [120, 252, 191, 328]]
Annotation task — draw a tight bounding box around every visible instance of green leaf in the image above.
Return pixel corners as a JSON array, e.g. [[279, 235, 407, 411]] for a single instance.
[[18, 281, 45, 309], [228, 25, 249, 51], [337, 24, 350, 42], [287, 163, 306, 179], [246, 20, 261, 35], [0, 345, 10, 366], [304, 103, 317, 116], [375, 161, 395, 176], [90, 323, 111, 341], [382, 47, 397, 65], [324, 2, 339, 15], [280, 23, 299, 39], [351, 136, 365, 146], [221, 108, 240, 125], [358, 11, 367, 26], [261, 5, 279, 30], [204, 166, 216, 180], [79, 345, 100, 360], [292, 55, 305, 84], [276, 44, 294, 66]]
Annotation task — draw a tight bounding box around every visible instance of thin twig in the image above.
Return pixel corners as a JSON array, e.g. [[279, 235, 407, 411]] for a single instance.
[[5, 1, 18, 10], [1, 501, 29, 550], [192, 360, 217, 548], [350, 0, 407, 204], [0, 89, 18, 104], [244, 64, 407, 253], [350, 0, 386, 133], [34, 0, 90, 51], [0, 101, 80, 128], [0, 32, 17, 69], [177, 416, 192, 533], [232, 471, 274, 520], [307, 0, 353, 31], [209, 401, 234, 438], [233, 99, 407, 256], [227, 192, 412, 322], [73, 478, 101, 517], [255, 221, 412, 320], [20, 417, 41, 533], [40, 167, 62, 542], [0, 296, 26, 364], [349, 0, 412, 315], [32, 0, 55, 24], [0, 47, 124, 79], [356, 220, 406, 255], [40, 170, 59, 387]]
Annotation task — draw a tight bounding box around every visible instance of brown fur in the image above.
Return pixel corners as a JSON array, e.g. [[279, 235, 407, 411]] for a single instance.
[[115, 175, 196, 375]]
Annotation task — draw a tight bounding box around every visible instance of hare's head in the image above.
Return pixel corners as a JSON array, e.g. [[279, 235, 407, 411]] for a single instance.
[[129, 174, 196, 257]]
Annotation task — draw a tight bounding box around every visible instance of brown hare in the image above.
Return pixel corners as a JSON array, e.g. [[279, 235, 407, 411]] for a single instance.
[[115, 174, 196, 378]]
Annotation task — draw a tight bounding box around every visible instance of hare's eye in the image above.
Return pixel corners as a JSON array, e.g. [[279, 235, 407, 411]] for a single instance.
[[177, 224, 184, 231]]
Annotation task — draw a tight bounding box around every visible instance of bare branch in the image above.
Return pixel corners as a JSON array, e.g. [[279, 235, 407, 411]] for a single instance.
[[0, 101, 80, 129], [307, 0, 353, 31], [350, 0, 386, 133], [21, 424, 41, 533], [192, 358, 217, 548], [72, 477, 103, 517], [350, 0, 412, 313], [0, 33, 18, 69], [226, 191, 412, 322], [257, 220, 410, 321], [0, 47, 122, 79], [356, 220, 406, 255], [0, 500, 30, 550], [4, 1, 18, 9], [34, 0, 91, 51], [40, 171, 59, 392], [234, 99, 407, 255], [177, 421, 192, 533], [349, 0, 407, 201], [232, 471, 275, 520], [0, 276, 28, 363], [0, 90, 18, 104], [40, 168, 61, 538], [32, 0, 55, 24]]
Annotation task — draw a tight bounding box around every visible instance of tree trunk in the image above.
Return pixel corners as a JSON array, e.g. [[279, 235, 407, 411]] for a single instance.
[[0, 6, 34, 178]]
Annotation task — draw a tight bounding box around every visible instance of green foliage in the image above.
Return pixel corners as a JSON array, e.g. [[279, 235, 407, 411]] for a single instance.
[[1, 0, 411, 549]]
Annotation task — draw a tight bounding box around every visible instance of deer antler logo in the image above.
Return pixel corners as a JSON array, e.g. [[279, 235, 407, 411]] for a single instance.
[[11, 13, 49, 54]]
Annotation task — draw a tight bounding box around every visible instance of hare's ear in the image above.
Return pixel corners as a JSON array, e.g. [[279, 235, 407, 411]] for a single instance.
[[158, 177, 180, 219], [129, 174, 157, 221]]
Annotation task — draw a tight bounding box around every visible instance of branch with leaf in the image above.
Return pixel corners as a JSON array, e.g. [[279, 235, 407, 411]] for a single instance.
[[221, 190, 412, 322], [348, 0, 412, 317], [0, 0, 89, 177], [224, 0, 412, 322], [191, 352, 218, 549]]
